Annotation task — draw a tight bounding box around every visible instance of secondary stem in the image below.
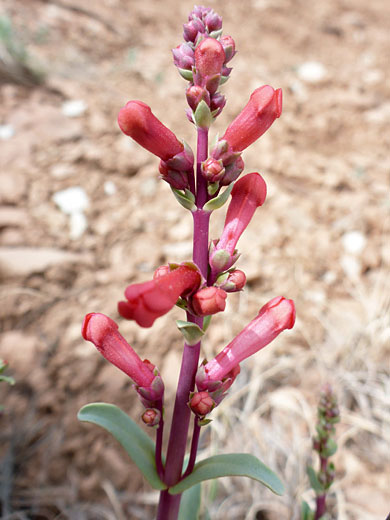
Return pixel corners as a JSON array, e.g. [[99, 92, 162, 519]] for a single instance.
[[156, 128, 210, 519]]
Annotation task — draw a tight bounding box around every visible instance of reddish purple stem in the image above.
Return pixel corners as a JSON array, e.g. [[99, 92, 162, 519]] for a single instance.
[[156, 128, 210, 519], [315, 456, 328, 519]]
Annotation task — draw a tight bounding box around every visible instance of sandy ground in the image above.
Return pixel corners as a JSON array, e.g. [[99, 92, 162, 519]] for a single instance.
[[0, 0, 389, 518]]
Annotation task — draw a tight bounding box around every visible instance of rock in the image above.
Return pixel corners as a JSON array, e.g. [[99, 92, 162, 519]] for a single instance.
[[0, 207, 27, 228], [342, 231, 366, 255], [52, 186, 89, 215], [0, 124, 14, 140], [61, 99, 87, 118], [0, 247, 91, 278], [50, 163, 77, 179], [69, 212, 88, 240], [297, 61, 327, 83], [103, 180, 117, 195], [0, 171, 27, 204]]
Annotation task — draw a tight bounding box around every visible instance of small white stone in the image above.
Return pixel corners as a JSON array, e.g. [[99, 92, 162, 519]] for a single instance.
[[53, 186, 89, 215], [62, 99, 87, 118], [342, 231, 366, 255], [297, 61, 327, 83], [69, 212, 87, 239], [104, 180, 117, 195], [341, 254, 361, 280], [0, 125, 14, 140]]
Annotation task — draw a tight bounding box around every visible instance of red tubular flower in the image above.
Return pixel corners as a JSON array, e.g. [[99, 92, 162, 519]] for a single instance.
[[82, 313, 156, 388], [118, 100, 183, 161], [199, 296, 295, 385], [210, 173, 267, 272], [118, 265, 201, 328], [222, 85, 282, 152], [194, 37, 226, 78], [191, 286, 227, 316]]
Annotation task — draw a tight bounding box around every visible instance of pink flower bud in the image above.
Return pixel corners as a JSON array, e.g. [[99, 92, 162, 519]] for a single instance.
[[82, 313, 156, 388], [183, 18, 205, 42], [201, 157, 225, 182], [195, 37, 225, 78], [210, 92, 226, 115], [202, 296, 295, 383], [118, 101, 183, 161], [142, 408, 161, 427], [222, 85, 282, 152], [217, 173, 267, 255], [189, 391, 215, 417], [219, 155, 244, 185], [186, 85, 210, 111], [204, 11, 222, 32], [118, 265, 201, 327], [172, 43, 195, 70], [220, 35, 236, 63], [216, 269, 246, 292], [191, 286, 227, 316]]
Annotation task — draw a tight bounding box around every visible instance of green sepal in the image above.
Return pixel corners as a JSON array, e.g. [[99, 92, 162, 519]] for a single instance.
[[78, 403, 166, 491], [176, 320, 204, 346], [306, 466, 325, 494], [207, 182, 219, 195], [202, 315, 212, 332], [178, 483, 201, 520], [178, 68, 193, 81], [321, 438, 337, 457], [209, 29, 223, 39], [198, 418, 212, 427], [194, 100, 213, 129], [219, 75, 230, 85], [203, 183, 233, 212], [169, 453, 284, 496], [171, 187, 196, 211], [0, 374, 15, 385]]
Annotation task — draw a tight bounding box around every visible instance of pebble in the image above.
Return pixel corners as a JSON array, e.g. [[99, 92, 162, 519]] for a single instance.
[[0, 124, 14, 140], [61, 99, 87, 118], [104, 180, 117, 195], [52, 186, 89, 215], [0, 247, 90, 277], [342, 231, 366, 255], [69, 212, 88, 240], [297, 61, 327, 83]]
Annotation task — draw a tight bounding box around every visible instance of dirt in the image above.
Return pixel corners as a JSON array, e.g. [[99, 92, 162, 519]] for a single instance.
[[0, 0, 389, 519]]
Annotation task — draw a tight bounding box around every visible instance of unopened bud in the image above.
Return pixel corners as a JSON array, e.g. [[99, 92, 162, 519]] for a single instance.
[[216, 269, 246, 292], [172, 43, 195, 70], [195, 38, 225, 78], [204, 11, 222, 32], [220, 35, 236, 63], [186, 85, 210, 111], [189, 391, 215, 417], [142, 408, 161, 427], [201, 157, 225, 182], [191, 286, 227, 316]]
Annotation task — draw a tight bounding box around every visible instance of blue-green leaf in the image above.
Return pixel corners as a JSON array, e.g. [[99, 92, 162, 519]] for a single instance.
[[178, 483, 201, 520], [306, 466, 325, 494], [78, 403, 166, 490], [169, 453, 284, 495], [301, 500, 314, 520]]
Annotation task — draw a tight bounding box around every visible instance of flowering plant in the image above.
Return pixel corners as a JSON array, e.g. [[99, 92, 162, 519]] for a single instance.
[[78, 5, 295, 518]]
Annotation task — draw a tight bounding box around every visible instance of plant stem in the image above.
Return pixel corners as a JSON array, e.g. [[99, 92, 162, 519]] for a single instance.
[[156, 127, 210, 519], [315, 456, 328, 519], [183, 416, 201, 478], [155, 399, 165, 481]]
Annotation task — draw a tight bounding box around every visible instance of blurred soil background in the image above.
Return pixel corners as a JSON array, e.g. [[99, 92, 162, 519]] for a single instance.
[[0, 0, 389, 519]]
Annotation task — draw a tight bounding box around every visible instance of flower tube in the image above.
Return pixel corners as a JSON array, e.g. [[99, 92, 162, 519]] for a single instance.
[[118, 264, 201, 328], [197, 296, 295, 388]]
